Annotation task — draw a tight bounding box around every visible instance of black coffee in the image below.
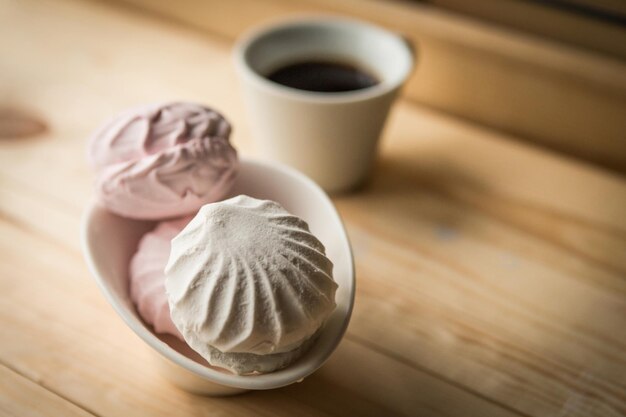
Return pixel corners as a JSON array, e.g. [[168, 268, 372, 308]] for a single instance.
[[266, 60, 378, 93]]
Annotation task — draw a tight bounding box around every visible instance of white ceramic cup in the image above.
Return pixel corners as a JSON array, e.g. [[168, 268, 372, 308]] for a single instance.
[[234, 16, 414, 193]]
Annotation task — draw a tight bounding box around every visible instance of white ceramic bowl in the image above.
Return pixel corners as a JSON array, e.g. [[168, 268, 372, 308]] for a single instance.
[[81, 157, 355, 395]]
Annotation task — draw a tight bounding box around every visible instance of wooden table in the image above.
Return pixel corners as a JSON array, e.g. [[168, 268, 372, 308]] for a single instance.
[[1, 1, 625, 416]]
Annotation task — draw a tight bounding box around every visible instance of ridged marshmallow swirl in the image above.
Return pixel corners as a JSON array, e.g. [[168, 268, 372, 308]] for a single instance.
[[89, 102, 237, 220], [165, 195, 338, 374]]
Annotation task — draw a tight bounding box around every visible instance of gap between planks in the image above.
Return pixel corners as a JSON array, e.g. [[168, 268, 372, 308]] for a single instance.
[[0, 186, 530, 417], [0, 361, 100, 417], [5, 147, 626, 412], [344, 333, 534, 417]]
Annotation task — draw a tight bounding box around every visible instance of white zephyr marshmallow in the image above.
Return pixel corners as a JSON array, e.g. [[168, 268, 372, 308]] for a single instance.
[[165, 195, 338, 374]]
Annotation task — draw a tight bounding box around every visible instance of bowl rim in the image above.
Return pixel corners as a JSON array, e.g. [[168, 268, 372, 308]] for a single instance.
[[80, 156, 355, 390]]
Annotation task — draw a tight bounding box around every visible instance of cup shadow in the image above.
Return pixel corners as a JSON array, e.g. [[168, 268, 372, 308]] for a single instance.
[[265, 150, 499, 417], [318, 146, 626, 416]]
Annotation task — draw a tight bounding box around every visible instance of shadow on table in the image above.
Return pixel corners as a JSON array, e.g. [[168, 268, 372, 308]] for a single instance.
[[333, 147, 492, 266], [214, 152, 501, 416], [205, 339, 416, 417], [324, 148, 626, 416], [354, 149, 490, 205]]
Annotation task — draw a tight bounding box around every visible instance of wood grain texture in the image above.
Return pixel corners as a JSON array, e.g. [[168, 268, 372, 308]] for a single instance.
[[111, 0, 626, 174], [0, 217, 517, 417], [0, 0, 625, 416], [0, 365, 95, 417]]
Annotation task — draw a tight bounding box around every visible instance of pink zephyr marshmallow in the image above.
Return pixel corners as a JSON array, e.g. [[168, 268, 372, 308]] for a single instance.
[[89, 102, 238, 220], [129, 216, 191, 339]]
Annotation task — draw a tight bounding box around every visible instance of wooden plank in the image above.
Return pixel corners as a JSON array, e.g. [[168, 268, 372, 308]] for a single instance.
[[2, 146, 625, 416], [1, 0, 625, 416], [0, 218, 519, 417], [108, 0, 626, 173], [0, 365, 94, 417], [429, 0, 626, 59]]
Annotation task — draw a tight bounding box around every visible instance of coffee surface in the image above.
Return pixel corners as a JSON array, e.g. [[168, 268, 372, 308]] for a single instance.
[[266, 60, 378, 93]]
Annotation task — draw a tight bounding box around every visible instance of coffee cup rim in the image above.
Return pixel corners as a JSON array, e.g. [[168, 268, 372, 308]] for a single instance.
[[233, 15, 415, 104]]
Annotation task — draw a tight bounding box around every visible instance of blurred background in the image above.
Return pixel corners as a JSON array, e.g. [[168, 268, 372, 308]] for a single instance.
[[109, 0, 626, 173], [2, 0, 625, 171]]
